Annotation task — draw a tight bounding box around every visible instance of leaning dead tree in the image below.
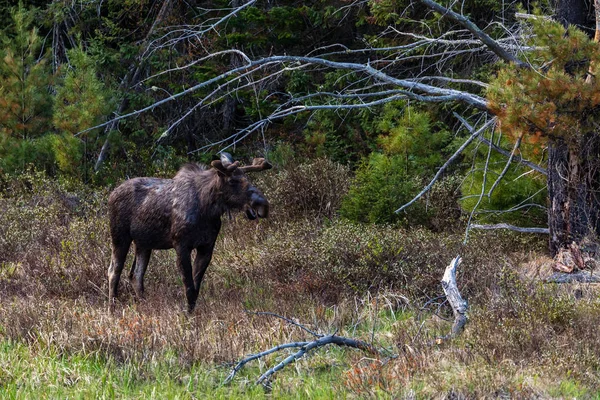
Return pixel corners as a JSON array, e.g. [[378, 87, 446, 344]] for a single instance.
[[224, 256, 467, 387], [83, 0, 600, 255]]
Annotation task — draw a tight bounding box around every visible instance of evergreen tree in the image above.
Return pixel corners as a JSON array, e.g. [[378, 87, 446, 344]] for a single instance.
[[0, 1, 53, 171]]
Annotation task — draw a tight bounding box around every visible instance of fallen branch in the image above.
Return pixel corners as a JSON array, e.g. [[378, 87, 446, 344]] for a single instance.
[[546, 270, 600, 283], [470, 223, 549, 234], [255, 334, 380, 386], [226, 257, 469, 386], [223, 312, 382, 387]]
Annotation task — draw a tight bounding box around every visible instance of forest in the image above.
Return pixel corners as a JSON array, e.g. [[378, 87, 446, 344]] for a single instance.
[[1, 0, 600, 397]]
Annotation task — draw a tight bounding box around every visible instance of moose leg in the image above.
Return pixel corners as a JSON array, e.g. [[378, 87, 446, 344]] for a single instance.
[[130, 247, 152, 299], [193, 244, 215, 292], [176, 246, 197, 313], [108, 239, 131, 309]]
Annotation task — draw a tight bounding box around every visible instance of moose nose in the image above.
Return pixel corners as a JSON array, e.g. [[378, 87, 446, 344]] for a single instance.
[[250, 192, 269, 218], [256, 203, 269, 218]]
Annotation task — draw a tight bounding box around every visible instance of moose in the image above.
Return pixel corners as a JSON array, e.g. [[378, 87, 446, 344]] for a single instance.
[[107, 153, 271, 312]]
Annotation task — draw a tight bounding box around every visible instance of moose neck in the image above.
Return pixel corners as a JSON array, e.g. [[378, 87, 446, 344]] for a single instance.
[[192, 169, 231, 218]]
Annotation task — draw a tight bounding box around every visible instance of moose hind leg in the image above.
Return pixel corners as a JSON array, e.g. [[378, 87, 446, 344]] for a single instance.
[[131, 247, 152, 299], [108, 240, 131, 307]]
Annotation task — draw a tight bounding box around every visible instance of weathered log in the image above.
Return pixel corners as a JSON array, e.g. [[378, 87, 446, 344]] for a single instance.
[[546, 270, 600, 284]]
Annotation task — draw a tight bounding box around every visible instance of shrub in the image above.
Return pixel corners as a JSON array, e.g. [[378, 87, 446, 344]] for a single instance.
[[254, 157, 351, 221], [0, 170, 109, 298], [340, 106, 462, 228], [340, 153, 463, 229]]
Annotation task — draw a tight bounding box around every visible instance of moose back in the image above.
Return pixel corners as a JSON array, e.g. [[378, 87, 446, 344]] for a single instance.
[[107, 153, 271, 312]]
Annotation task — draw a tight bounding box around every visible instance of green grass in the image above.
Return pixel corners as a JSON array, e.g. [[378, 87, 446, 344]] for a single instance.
[[0, 339, 352, 399]]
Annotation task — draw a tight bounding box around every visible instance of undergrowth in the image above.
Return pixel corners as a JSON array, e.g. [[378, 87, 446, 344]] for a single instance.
[[1, 166, 599, 398]]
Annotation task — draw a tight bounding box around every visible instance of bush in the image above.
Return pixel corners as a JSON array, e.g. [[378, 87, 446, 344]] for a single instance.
[[254, 157, 351, 221], [225, 217, 544, 305], [340, 153, 463, 229]]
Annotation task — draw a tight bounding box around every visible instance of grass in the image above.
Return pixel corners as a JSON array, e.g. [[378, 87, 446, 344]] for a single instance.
[[2, 168, 600, 398]]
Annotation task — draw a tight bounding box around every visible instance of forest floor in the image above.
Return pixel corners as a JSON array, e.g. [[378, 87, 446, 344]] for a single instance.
[[1, 173, 600, 399]]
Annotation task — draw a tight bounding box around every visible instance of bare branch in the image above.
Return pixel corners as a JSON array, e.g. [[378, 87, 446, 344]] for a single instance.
[[413, 75, 490, 88], [142, 0, 258, 58], [464, 122, 496, 243], [255, 335, 380, 387], [487, 133, 524, 197], [78, 54, 490, 138], [245, 310, 324, 338], [420, 0, 529, 68], [395, 118, 496, 214], [454, 113, 547, 175], [224, 313, 382, 387], [223, 341, 310, 385]]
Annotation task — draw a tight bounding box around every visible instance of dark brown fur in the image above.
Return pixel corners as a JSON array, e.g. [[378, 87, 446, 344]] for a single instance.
[[107, 157, 270, 312]]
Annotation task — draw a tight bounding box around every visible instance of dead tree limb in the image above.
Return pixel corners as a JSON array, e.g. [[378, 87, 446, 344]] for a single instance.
[[421, 0, 529, 68], [453, 112, 547, 175], [469, 223, 549, 234], [223, 341, 311, 385], [224, 312, 382, 387], [255, 335, 380, 386], [440, 256, 468, 339], [395, 118, 495, 214]]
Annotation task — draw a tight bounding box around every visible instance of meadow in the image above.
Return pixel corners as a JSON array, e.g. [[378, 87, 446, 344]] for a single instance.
[[1, 162, 599, 399]]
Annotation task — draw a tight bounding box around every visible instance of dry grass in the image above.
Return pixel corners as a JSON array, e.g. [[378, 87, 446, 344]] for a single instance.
[[1, 169, 600, 398]]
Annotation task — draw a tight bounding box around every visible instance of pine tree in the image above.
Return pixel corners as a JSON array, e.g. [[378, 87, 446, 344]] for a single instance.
[[0, 1, 53, 171]]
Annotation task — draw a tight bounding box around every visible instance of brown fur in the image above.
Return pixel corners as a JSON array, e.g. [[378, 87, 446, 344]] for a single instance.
[[107, 158, 270, 312]]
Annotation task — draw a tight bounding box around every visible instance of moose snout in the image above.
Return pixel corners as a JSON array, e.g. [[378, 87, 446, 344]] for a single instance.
[[246, 191, 269, 220]]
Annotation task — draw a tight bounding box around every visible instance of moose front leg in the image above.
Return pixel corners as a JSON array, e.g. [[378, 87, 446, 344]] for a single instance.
[[175, 246, 198, 313], [193, 244, 215, 292], [108, 239, 131, 311]]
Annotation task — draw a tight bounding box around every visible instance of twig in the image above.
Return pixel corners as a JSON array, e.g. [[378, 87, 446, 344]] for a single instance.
[[487, 133, 523, 197], [464, 122, 496, 244]]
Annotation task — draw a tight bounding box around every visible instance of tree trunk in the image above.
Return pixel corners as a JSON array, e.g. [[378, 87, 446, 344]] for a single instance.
[[555, 0, 590, 29], [546, 0, 600, 255], [547, 135, 600, 255]]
